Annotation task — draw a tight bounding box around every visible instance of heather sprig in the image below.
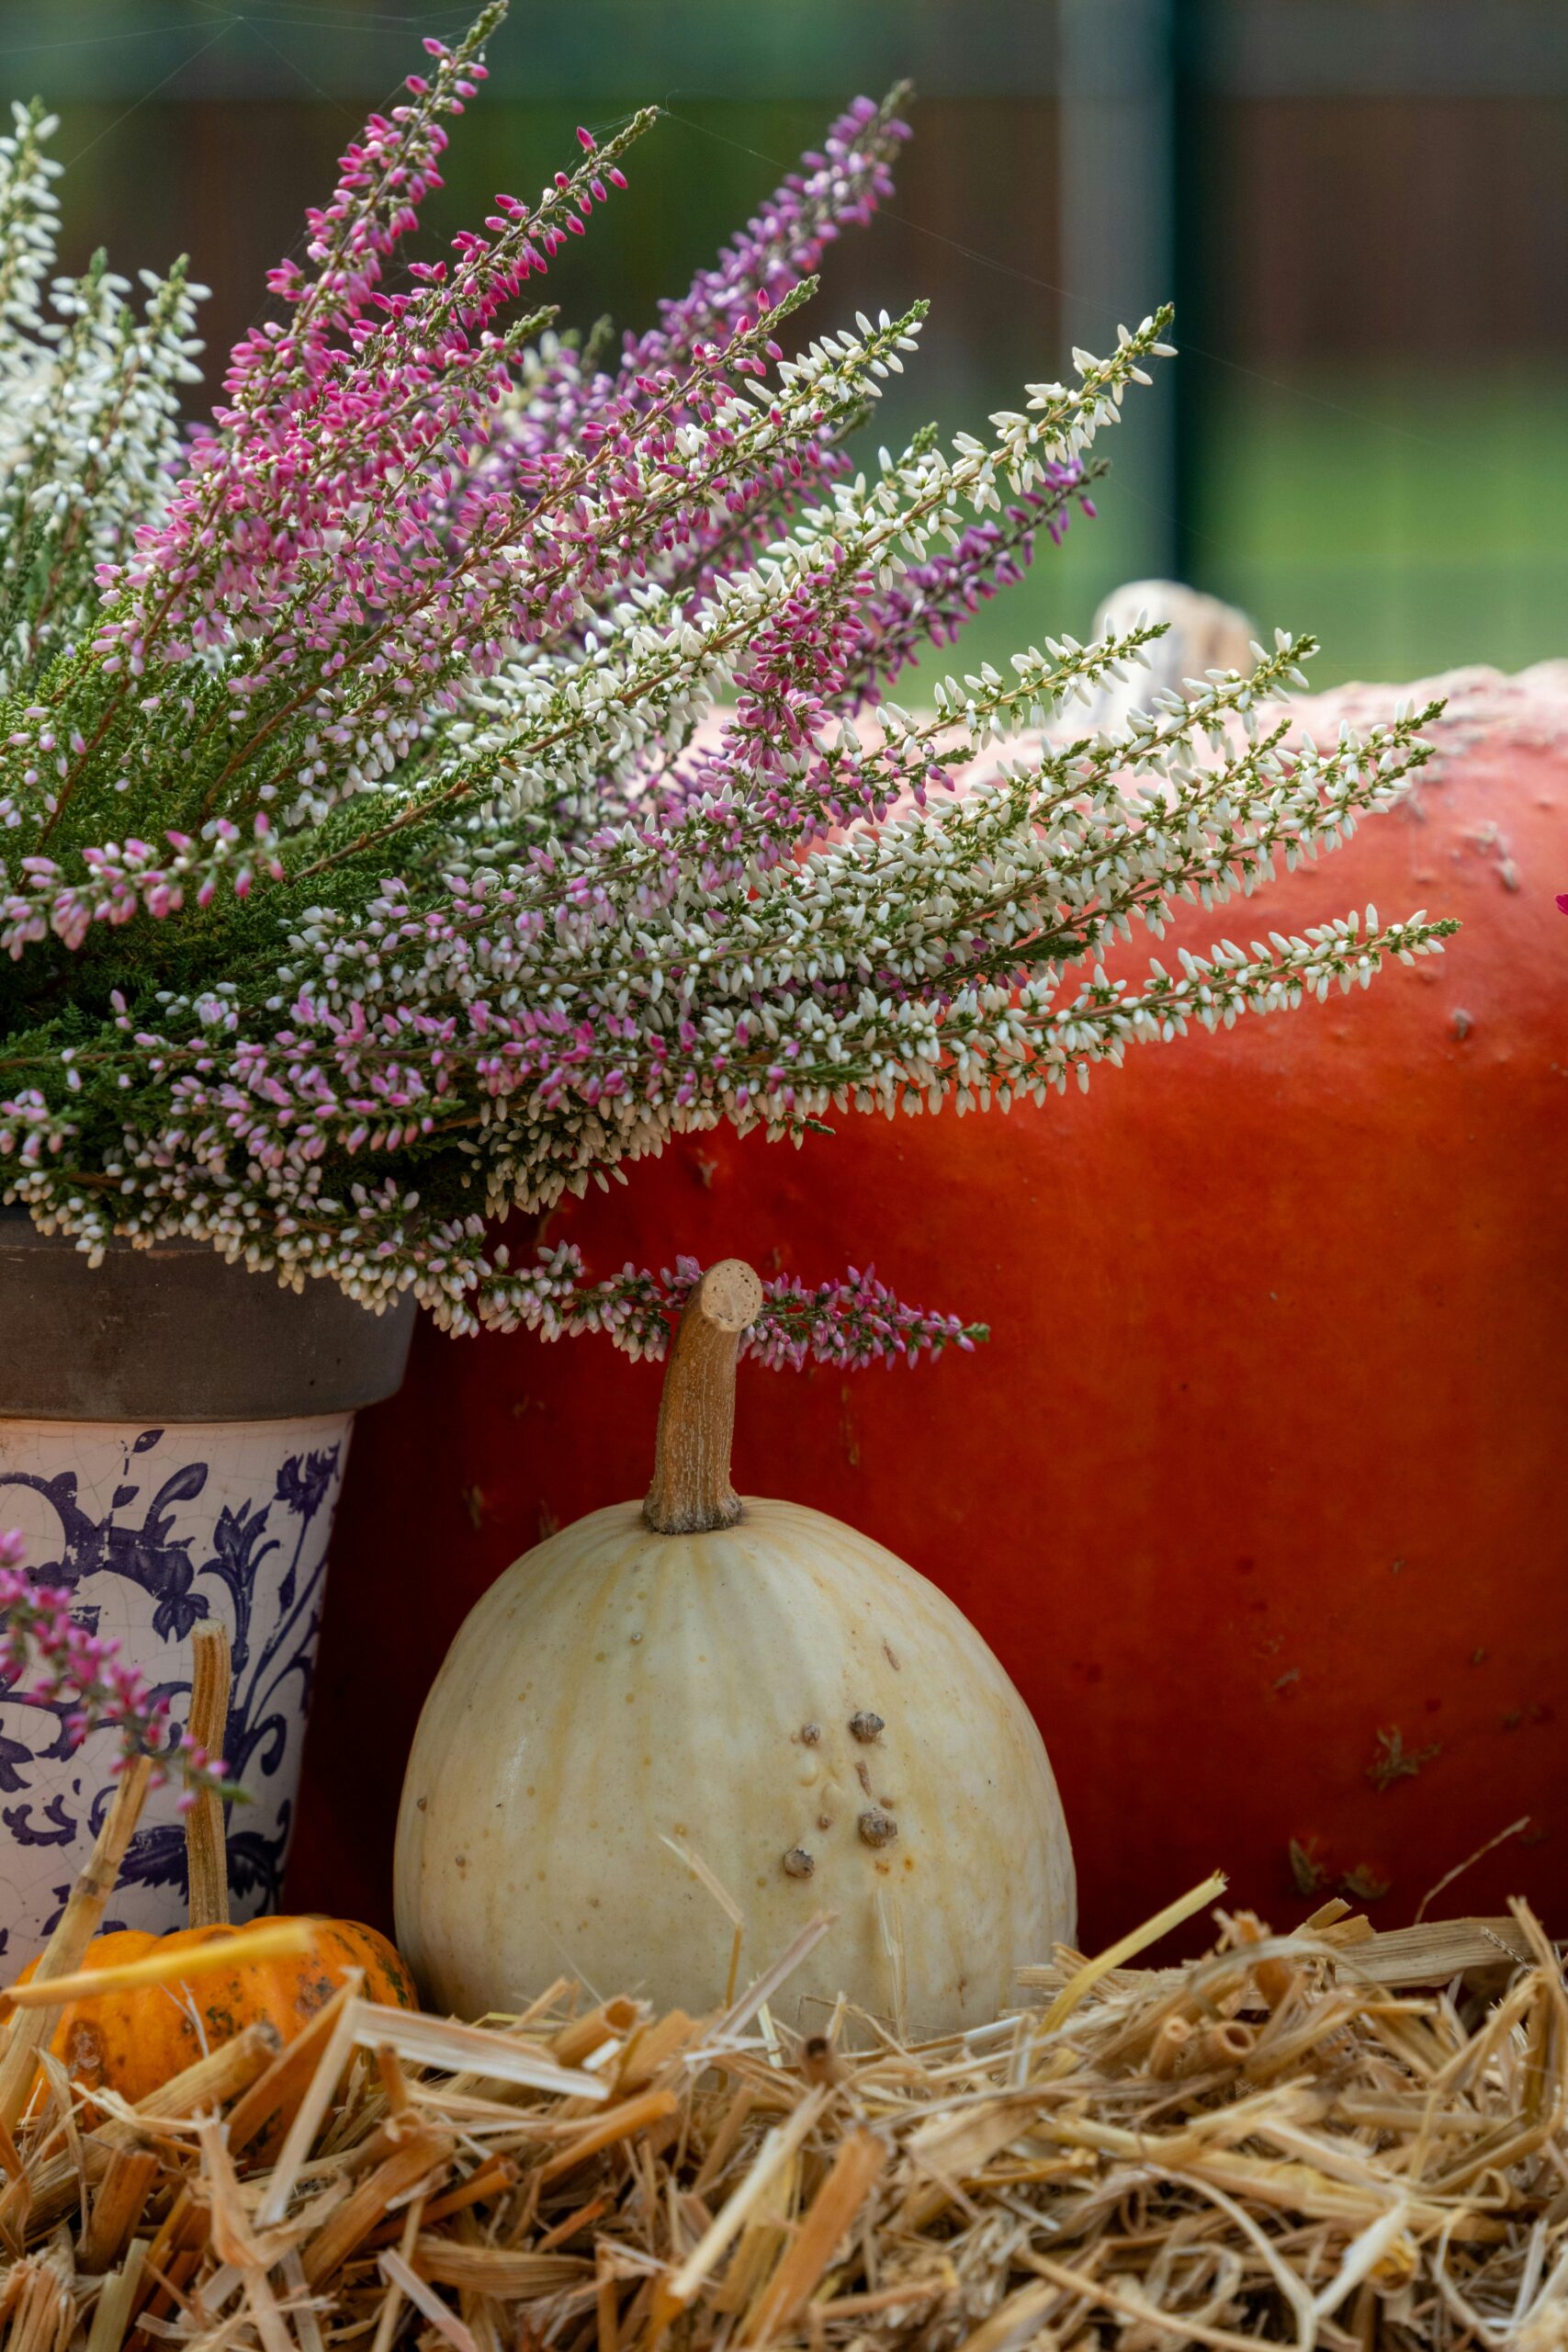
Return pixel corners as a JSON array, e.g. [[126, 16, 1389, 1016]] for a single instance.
[[0, 96, 204, 699], [0, 1532, 243, 1807], [484, 84, 913, 560], [471, 1245, 985, 1365], [0, 100, 62, 373], [0, 6, 1453, 1352]]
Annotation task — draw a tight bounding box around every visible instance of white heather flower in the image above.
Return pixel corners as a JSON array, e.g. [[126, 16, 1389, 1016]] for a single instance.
[[0, 27, 1451, 1351]]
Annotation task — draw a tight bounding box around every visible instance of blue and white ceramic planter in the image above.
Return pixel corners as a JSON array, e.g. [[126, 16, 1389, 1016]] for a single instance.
[[0, 1414, 351, 1958], [0, 1220, 415, 1967]]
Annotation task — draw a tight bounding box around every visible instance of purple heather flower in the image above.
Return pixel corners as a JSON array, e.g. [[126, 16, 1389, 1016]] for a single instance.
[[0, 1545, 238, 1798], [0, 12, 1447, 1362]]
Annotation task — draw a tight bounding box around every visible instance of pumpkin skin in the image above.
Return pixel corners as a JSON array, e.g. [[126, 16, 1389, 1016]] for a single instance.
[[298, 663, 1568, 1944], [395, 1498, 1075, 2032], [27, 1917, 416, 2107]]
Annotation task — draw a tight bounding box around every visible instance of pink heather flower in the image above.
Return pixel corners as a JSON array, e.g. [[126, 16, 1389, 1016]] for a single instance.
[[0, 1545, 244, 1800], [0, 12, 1446, 1363], [472, 1245, 985, 1366]]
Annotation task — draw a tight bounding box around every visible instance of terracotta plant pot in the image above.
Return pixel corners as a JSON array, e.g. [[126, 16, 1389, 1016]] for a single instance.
[[0, 1218, 413, 1968]]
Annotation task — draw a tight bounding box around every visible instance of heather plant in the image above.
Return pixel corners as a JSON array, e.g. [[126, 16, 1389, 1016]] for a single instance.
[[0, 6, 1450, 1361], [0, 1532, 238, 1803]]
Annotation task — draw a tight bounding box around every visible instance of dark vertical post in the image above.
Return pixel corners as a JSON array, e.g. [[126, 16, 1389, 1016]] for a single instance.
[[1169, 0, 1209, 590], [1057, 0, 1181, 582]]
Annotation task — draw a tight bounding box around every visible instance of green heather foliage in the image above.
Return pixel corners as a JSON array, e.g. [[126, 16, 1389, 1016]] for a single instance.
[[0, 11, 1450, 1358]]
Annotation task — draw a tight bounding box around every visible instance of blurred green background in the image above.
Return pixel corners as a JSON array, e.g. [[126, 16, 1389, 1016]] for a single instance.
[[8, 0, 1564, 688]]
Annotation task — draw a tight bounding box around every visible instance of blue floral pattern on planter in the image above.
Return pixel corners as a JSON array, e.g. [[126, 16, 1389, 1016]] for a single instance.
[[0, 1413, 353, 1963]]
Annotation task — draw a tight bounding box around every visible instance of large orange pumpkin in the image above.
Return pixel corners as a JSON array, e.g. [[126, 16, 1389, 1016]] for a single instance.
[[25, 1918, 415, 2108], [293, 664, 1568, 1948]]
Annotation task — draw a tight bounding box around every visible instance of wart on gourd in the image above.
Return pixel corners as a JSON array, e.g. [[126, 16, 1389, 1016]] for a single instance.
[[395, 1256, 1076, 2033]]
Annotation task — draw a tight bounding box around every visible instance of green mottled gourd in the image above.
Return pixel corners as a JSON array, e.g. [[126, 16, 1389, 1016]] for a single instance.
[[394, 1258, 1075, 2034]]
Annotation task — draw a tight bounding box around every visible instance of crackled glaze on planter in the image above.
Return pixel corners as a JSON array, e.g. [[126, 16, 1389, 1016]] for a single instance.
[[0, 1414, 349, 1966]]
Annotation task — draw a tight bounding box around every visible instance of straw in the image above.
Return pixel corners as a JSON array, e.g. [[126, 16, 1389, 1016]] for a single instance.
[[0, 1881, 1560, 2351]]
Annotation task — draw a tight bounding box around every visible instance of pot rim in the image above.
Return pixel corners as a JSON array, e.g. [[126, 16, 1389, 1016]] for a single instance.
[[0, 1214, 417, 1421]]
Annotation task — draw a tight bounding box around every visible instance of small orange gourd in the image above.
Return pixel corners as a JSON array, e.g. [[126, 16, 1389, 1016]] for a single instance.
[[32, 1916, 414, 2109], [17, 1625, 413, 2109]]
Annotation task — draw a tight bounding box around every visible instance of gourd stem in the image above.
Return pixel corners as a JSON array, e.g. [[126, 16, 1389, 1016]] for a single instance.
[[644, 1259, 764, 1535], [185, 1623, 231, 1929]]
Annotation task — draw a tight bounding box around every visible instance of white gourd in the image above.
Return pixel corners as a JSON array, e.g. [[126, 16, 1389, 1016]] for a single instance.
[[395, 1261, 1075, 2035]]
